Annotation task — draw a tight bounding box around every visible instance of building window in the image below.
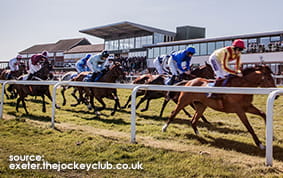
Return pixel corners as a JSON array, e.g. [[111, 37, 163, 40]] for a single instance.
[[153, 47, 160, 58], [207, 42, 216, 54], [193, 43, 200, 56], [216, 41, 224, 49], [200, 43, 207, 56], [148, 48, 153, 58]]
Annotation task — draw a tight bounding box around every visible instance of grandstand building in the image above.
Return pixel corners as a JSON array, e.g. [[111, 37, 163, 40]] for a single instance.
[[79, 21, 205, 58]]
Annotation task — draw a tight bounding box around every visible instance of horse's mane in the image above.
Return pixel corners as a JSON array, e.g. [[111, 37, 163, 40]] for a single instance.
[[148, 75, 165, 84], [242, 65, 273, 76]]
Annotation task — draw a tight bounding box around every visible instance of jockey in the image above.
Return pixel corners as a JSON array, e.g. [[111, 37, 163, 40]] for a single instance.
[[8, 55, 22, 79], [167, 47, 196, 85], [27, 51, 48, 80], [208, 39, 245, 80], [153, 54, 171, 74], [86, 50, 109, 82], [207, 39, 245, 99], [75, 54, 91, 73]]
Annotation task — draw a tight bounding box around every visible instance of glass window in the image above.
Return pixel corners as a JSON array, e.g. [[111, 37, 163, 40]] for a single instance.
[[148, 48, 153, 58], [216, 41, 224, 49], [260, 37, 270, 47], [193, 43, 200, 56], [207, 42, 215, 54], [135, 37, 141, 48], [141, 36, 148, 46], [167, 46, 174, 54], [224, 40, 232, 46], [105, 41, 110, 50], [129, 38, 135, 49], [179, 45, 186, 50], [160, 47, 166, 55], [200, 43, 207, 55], [153, 47, 160, 57], [271, 36, 280, 42], [173, 45, 179, 52]]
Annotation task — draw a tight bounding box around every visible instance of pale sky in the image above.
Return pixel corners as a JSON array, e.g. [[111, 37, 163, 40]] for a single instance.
[[1, 0, 283, 60]]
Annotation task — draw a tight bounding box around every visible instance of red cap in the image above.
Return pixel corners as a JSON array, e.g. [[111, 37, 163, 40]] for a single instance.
[[232, 39, 245, 49]]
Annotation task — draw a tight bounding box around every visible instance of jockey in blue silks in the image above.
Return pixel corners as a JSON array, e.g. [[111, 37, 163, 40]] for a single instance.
[[75, 54, 91, 73], [167, 46, 196, 85]]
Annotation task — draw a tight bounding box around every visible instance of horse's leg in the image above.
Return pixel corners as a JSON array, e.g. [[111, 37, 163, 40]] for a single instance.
[[236, 110, 264, 149], [172, 97, 192, 118], [136, 96, 147, 110], [45, 88, 60, 109], [71, 87, 83, 107], [94, 95, 106, 112], [112, 90, 121, 109], [126, 91, 145, 108], [122, 95, 131, 109], [246, 104, 266, 123], [190, 103, 210, 124], [159, 98, 170, 118], [190, 102, 207, 135], [16, 97, 21, 112], [21, 98, 29, 114], [61, 86, 67, 106], [42, 95, 46, 113], [162, 96, 191, 132], [140, 98, 151, 112]]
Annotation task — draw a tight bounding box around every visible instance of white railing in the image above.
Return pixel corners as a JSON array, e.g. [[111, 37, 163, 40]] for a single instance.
[[0, 80, 282, 166]]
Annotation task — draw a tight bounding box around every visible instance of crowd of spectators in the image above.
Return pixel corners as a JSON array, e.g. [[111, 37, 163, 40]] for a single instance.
[[247, 41, 283, 53], [111, 55, 148, 75]]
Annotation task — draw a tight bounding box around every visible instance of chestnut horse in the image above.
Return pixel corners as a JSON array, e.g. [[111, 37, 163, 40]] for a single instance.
[[13, 60, 57, 114], [162, 65, 276, 149]]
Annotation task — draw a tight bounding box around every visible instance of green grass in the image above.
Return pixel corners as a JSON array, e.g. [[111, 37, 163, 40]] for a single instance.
[[1, 86, 283, 177]]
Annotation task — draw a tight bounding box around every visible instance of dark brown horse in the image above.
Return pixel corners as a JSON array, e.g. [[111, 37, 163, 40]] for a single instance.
[[0, 62, 27, 99], [132, 62, 215, 114], [162, 65, 276, 149], [13, 59, 57, 114], [72, 63, 126, 115]]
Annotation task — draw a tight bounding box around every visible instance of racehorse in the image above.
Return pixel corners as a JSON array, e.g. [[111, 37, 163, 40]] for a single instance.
[[130, 62, 215, 115], [0, 62, 27, 99], [159, 62, 215, 118], [72, 62, 126, 115], [162, 65, 276, 149], [13, 59, 58, 114]]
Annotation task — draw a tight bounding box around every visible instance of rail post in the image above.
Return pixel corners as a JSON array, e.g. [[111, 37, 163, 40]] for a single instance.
[[130, 85, 148, 143], [265, 90, 282, 166]]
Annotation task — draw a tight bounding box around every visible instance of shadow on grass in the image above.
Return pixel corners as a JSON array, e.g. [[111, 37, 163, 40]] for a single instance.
[[81, 116, 130, 125], [184, 133, 283, 161], [7, 111, 51, 122]]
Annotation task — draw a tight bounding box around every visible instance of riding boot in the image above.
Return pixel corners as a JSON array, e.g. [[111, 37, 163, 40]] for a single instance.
[[26, 73, 34, 80], [167, 75, 176, 85], [91, 72, 98, 82], [207, 78, 223, 99]]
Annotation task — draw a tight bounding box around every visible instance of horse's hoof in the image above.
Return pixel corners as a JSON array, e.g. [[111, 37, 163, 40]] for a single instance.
[[194, 130, 199, 135], [95, 111, 101, 115], [70, 104, 77, 107], [259, 143, 266, 150], [162, 125, 167, 132], [87, 104, 93, 110], [127, 104, 131, 108], [42, 109, 46, 113], [111, 112, 115, 116], [140, 109, 147, 112], [62, 102, 66, 106], [55, 104, 61, 109]]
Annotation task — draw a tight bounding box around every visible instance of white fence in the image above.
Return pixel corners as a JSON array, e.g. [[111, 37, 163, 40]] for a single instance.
[[0, 80, 282, 166]]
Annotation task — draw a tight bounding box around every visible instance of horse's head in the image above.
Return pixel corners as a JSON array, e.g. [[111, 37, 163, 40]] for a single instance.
[[108, 62, 126, 81], [18, 62, 27, 74], [34, 59, 52, 80], [242, 65, 276, 88], [191, 63, 215, 79]]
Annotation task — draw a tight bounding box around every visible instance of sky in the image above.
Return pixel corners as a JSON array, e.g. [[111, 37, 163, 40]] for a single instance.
[[1, 0, 283, 60]]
